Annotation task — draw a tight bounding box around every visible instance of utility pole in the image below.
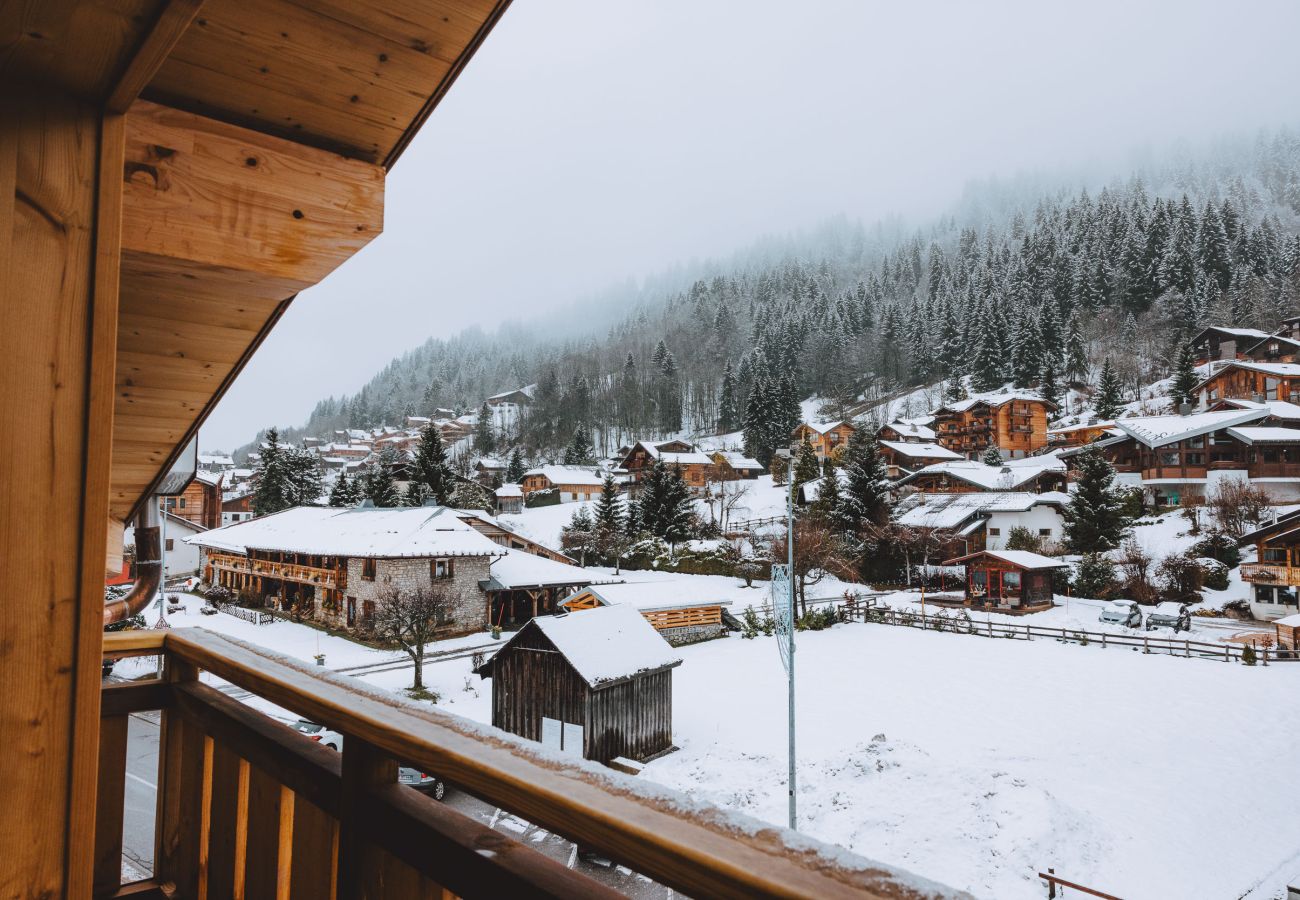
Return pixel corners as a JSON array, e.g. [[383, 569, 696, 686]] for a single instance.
[[772, 444, 798, 830]]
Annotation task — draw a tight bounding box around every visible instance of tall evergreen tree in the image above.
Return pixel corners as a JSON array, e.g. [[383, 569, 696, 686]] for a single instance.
[[1168, 343, 1199, 407], [836, 430, 890, 531], [981, 445, 1004, 466], [1094, 358, 1124, 420], [593, 474, 624, 534], [362, 446, 402, 507], [718, 361, 739, 433], [793, 440, 821, 484], [1062, 445, 1127, 553], [563, 424, 595, 465], [251, 428, 292, 516], [1038, 358, 1062, 409], [474, 402, 496, 454], [411, 421, 454, 504], [505, 446, 527, 484], [328, 469, 362, 507], [403, 480, 431, 507]]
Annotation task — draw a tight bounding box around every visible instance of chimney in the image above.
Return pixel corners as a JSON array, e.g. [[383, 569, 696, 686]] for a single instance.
[[1178, 402, 1192, 416]]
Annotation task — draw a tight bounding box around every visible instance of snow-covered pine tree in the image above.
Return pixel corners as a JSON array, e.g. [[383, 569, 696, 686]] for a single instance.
[[1094, 358, 1124, 420], [252, 427, 293, 516], [412, 421, 455, 504], [1039, 358, 1062, 409], [593, 474, 623, 534], [474, 402, 496, 454], [836, 429, 890, 531], [981, 445, 1004, 466], [1065, 313, 1088, 382], [403, 480, 430, 507], [1062, 445, 1127, 553], [505, 446, 527, 484], [362, 446, 402, 507], [718, 360, 738, 434], [1168, 343, 1199, 407], [328, 469, 362, 507], [793, 440, 820, 485], [563, 424, 594, 465]]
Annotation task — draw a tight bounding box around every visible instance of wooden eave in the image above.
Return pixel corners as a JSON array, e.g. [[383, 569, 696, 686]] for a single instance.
[[4, 0, 511, 557]]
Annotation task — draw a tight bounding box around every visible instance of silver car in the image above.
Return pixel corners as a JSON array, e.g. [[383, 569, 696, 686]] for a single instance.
[[1099, 600, 1142, 628]]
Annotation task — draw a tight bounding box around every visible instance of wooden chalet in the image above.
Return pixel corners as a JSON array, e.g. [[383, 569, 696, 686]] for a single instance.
[[562, 582, 732, 645], [792, 420, 856, 460], [877, 439, 963, 479], [520, 465, 607, 502], [3, 1, 961, 896], [617, 441, 715, 492], [485, 386, 534, 408], [897, 459, 1068, 494], [166, 469, 222, 529], [1240, 327, 1300, 364], [481, 548, 599, 629], [455, 509, 574, 563], [475, 605, 681, 764], [942, 549, 1065, 613], [1046, 419, 1118, 449], [878, 419, 937, 443], [619, 439, 693, 476], [220, 492, 252, 526], [1196, 361, 1300, 407], [1275, 613, 1300, 652], [709, 450, 766, 479], [1237, 511, 1300, 620], [1189, 325, 1272, 366], [932, 391, 1054, 458], [1074, 405, 1300, 505]]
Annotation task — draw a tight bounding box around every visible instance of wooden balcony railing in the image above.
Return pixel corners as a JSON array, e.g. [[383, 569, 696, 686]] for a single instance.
[[98, 629, 951, 899], [1240, 562, 1298, 584], [209, 552, 339, 590]]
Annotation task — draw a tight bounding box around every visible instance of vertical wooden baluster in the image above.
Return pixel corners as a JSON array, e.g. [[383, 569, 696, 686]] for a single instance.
[[276, 786, 296, 900], [93, 713, 130, 895], [233, 758, 251, 900], [338, 738, 397, 899], [199, 735, 213, 900], [156, 658, 204, 897]]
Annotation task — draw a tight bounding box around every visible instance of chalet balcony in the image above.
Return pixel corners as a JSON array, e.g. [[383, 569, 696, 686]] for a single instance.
[[209, 552, 341, 590], [1140, 466, 1208, 481], [97, 629, 931, 900], [1241, 562, 1300, 585]]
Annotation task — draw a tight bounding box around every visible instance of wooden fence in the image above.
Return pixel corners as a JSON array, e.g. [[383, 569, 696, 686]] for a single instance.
[[218, 603, 276, 626], [727, 515, 786, 532], [840, 599, 1298, 665]]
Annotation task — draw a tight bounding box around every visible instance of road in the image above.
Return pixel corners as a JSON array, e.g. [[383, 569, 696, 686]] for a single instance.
[[120, 676, 671, 897]]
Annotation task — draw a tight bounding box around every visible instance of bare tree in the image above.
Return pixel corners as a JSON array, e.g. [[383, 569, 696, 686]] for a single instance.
[[718, 479, 750, 534], [1118, 539, 1157, 604], [1207, 480, 1271, 538], [770, 519, 850, 615], [370, 585, 452, 691]]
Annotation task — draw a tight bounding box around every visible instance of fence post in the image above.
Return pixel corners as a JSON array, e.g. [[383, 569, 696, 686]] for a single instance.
[[1264, 647, 1270, 667], [1101, 632, 1107, 649], [1144, 636, 1149, 654], [1225, 643, 1230, 663], [1047, 868, 1056, 899], [1025, 623, 1030, 641], [987, 619, 992, 638], [1185, 639, 1190, 659]]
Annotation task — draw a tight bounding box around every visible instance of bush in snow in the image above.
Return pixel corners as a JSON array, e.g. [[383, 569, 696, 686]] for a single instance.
[[1118, 540, 1158, 604], [1207, 479, 1270, 538], [1242, 643, 1257, 666], [735, 558, 764, 587], [524, 487, 560, 508], [1157, 553, 1204, 603], [1189, 530, 1241, 569], [203, 584, 233, 606], [1196, 557, 1230, 591], [1072, 553, 1117, 599], [1005, 525, 1046, 554], [740, 606, 761, 639]]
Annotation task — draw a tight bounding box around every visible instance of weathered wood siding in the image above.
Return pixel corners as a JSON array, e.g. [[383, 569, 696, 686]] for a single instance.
[[586, 670, 673, 764], [490, 626, 589, 746]]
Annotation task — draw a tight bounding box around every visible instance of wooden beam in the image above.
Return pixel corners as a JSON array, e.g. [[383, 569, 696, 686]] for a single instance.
[[122, 101, 384, 287], [107, 0, 207, 114]]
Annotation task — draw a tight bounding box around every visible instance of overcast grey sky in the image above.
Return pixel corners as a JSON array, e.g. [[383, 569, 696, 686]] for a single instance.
[[202, 0, 1300, 449]]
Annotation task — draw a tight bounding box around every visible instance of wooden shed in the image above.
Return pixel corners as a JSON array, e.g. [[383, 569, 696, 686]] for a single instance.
[[1275, 613, 1300, 653], [942, 549, 1066, 613], [476, 606, 682, 764]]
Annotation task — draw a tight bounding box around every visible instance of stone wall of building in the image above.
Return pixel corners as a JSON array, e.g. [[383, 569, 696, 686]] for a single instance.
[[344, 554, 492, 636], [658, 622, 725, 646]]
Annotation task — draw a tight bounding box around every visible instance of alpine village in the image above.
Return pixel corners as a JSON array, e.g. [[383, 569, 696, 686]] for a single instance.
[[8, 3, 1300, 900]]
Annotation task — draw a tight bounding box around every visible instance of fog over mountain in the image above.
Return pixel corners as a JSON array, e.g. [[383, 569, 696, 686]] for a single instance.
[[201, 0, 1300, 450]]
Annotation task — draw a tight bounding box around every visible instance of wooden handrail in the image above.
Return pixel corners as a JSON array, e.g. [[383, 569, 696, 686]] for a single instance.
[[102, 628, 959, 899]]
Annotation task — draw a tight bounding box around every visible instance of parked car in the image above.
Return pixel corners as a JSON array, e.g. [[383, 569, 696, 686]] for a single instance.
[[1146, 601, 1191, 632], [291, 719, 343, 751], [1099, 599, 1142, 628], [398, 767, 447, 801]]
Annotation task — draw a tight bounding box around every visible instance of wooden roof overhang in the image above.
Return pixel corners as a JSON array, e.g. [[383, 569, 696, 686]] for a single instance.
[[3, 0, 511, 568]]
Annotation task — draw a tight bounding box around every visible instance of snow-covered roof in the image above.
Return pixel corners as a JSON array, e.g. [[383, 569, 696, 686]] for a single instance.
[[946, 548, 1066, 570], [882, 421, 938, 441], [1215, 398, 1300, 421], [658, 451, 716, 467], [476, 456, 506, 469], [564, 581, 736, 613], [194, 470, 222, 487], [486, 384, 535, 402], [1274, 613, 1300, 627], [878, 440, 962, 461], [1217, 360, 1300, 377], [797, 420, 852, 435], [938, 389, 1051, 413], [484, 548, 599, 590], [198, 453, 234, 466], [1047, 420, 1116, 435], [1224, 426, 1300, 445], [523, 465, 606, 486], [1113, 407, 1267, 448], [163, 512, 207, 534], [1194, 325, 1272, 340], [494, 483, 523, 497], [899, 457, 1065, 490], [526, 605, 682, 686], [713, 451, 764, 469], [895, 491, 1070, 530], [186, 506, 505, 558]]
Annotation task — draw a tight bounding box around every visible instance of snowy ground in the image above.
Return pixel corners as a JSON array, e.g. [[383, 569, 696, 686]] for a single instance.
[[645, 623, 1300, 900]]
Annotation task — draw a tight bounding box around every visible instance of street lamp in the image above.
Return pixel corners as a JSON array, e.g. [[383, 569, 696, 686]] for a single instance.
[[772, 444, 799, 830]]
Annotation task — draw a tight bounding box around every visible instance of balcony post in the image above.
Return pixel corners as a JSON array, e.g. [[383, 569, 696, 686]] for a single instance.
[[338, 737, 400, 898], [154, 657, 207, 898]]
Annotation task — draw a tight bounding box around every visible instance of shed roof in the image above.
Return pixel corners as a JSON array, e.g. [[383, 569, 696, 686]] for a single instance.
[[943, 549, 1067, 570], [897, 457, 1065, 491], [1224, 426, 1300, 445], [526, 606, 682, 687], [523, 465, 606, 486], [1274, 613, 1300, 628], [895, 492, 1070, 530], [878, 440, 962, 461], [563, 582, 735, 613], [881, 421, 938, 441], [483, 549, 602, 591]]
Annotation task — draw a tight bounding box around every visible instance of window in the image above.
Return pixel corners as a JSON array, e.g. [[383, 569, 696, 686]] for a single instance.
[[1002, 571, 1022, 590], [178, 497, 187, 508], [165, 539, 174, 551], [361, 558, 377, 581], [1038, 528, 1052, 537], [1187, 437, 1204, 449], [1263, 547, 1288, 564], [988, 527, 1001, 536], [432, 558, 454, 580], [1185, 453, 1204, 465], [1160, 452, 1179, 466]]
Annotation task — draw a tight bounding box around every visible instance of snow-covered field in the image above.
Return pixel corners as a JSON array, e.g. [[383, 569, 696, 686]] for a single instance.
[[646, 623, 1300, 900]]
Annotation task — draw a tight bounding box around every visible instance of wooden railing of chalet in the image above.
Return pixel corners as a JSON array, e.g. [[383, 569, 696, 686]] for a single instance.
[[209, 552, 339, 589], [98, 629, 953, 900], [1240, 562, 1297, 584]]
